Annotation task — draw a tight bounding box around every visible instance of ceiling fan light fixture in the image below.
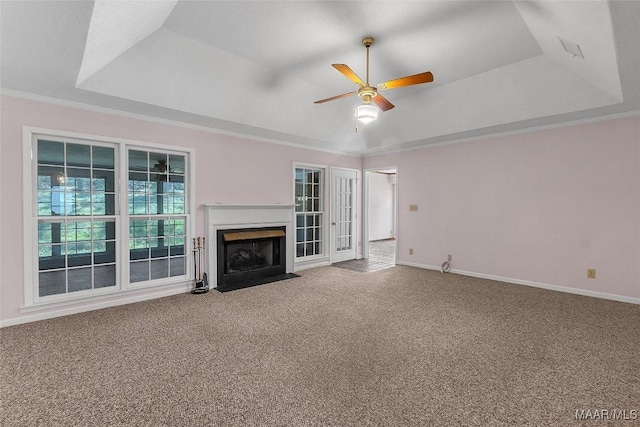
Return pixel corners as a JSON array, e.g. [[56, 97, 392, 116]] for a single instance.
[[356, 103, 378, 123]]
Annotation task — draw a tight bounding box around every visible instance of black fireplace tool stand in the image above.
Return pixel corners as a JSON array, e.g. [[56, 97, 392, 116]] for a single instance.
[[191, 237, 209, 294]]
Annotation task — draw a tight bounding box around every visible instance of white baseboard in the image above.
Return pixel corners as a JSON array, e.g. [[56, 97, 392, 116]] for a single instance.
[[294, 258, 331, 272], [398, 261, 443, 272], [5, 262, 636, 328], [396, 261, 640, 305], [1, 284, 192, 328]]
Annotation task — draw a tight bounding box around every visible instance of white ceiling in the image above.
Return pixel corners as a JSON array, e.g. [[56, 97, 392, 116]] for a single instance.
[[1, 1, 639, 155]]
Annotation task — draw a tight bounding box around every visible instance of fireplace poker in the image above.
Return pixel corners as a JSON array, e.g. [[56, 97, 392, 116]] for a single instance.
[[200, 237, 205, 282], [197, 237, 201, 281], [192, 237, 197, 280]]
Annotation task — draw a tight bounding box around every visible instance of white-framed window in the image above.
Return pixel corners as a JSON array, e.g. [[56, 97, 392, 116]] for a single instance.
[[25, 129, 193, 306], [294, 166, 325, 259], [36, 139, 118, 297], [127, 149, 187, 283]]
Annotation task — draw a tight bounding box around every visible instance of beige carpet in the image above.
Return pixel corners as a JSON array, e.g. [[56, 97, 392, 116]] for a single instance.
[[1, 266, 639, 426]]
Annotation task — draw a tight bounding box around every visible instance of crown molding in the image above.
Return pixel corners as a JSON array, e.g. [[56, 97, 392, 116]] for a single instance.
[[0, 89, 361, 158], [363, 109, 640, 157], [4, 89, 637, 159]]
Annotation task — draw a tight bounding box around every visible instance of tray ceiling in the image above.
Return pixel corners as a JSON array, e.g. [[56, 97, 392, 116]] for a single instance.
[[1, 1, 638, 155]]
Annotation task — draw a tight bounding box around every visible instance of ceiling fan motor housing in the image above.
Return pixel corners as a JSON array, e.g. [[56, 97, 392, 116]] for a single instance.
[[358, 86, 377, 104]]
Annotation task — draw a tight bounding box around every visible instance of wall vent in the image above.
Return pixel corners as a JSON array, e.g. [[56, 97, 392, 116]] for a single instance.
[[558, 37, 584, 59]]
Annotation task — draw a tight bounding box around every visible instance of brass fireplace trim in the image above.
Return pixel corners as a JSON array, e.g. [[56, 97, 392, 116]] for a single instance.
[[222, 229, 285, 242]]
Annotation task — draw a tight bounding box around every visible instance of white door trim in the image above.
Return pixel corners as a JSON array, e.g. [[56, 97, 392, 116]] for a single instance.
[[363, 166, 398, 260]]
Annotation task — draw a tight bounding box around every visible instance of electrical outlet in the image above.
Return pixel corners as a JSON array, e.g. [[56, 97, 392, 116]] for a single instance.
[[409, 248, 414, 255], [587, 269, 596, 279], [448, 254, 452, 262], [409, 204, 418, 212]]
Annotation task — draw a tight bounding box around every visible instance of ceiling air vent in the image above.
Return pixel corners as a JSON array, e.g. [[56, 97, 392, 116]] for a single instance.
[[558, 37, 584, 59]]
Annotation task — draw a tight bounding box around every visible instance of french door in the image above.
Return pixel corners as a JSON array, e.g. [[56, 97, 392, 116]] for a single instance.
[[331, 168, 357, 263]]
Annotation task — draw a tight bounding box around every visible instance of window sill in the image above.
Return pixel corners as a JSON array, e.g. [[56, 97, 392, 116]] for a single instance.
[[20, 279, 192, 314]]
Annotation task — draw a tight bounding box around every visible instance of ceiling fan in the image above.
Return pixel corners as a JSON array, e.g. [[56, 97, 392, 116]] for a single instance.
[[153, 159, 169, 182], [314, 37, 434, 122]]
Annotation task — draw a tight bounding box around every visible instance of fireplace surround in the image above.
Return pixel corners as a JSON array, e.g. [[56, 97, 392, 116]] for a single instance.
[[205, 204, 295, 289]]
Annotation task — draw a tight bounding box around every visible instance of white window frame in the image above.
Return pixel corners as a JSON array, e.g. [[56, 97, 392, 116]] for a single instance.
[[125, 145, 190, 288], [293, 162, 328, 263], [22, 127, 195, 309], [32, 136, 120, 302]]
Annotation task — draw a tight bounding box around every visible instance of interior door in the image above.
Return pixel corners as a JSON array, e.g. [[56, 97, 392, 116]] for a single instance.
[[331, 168, 357, 263]]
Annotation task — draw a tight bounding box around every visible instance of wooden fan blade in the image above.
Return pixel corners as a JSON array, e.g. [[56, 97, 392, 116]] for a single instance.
[[377, 71, 434, 90], [373, 94, 395, 112], [314, 91, 357, 104], [332, 64, 366, 86]]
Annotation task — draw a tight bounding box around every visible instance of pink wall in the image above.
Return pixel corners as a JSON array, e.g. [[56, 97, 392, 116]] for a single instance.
[[2, 94, 638, 324], [0, 95, 362, 322], [364, 115, 640, 300]]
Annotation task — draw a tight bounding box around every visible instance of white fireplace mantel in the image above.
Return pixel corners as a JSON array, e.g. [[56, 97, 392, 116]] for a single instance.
[[204, 204, 296, 287]]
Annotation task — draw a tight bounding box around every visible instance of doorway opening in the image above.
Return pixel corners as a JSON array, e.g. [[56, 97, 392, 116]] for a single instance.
[[364, 167, 397, 269]]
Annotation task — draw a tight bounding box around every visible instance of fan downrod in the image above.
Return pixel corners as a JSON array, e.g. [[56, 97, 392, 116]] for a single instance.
[[360, 37, 376, 99]]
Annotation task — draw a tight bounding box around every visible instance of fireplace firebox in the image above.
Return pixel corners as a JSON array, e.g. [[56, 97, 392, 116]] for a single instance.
[[216, 226, 287, 290]]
